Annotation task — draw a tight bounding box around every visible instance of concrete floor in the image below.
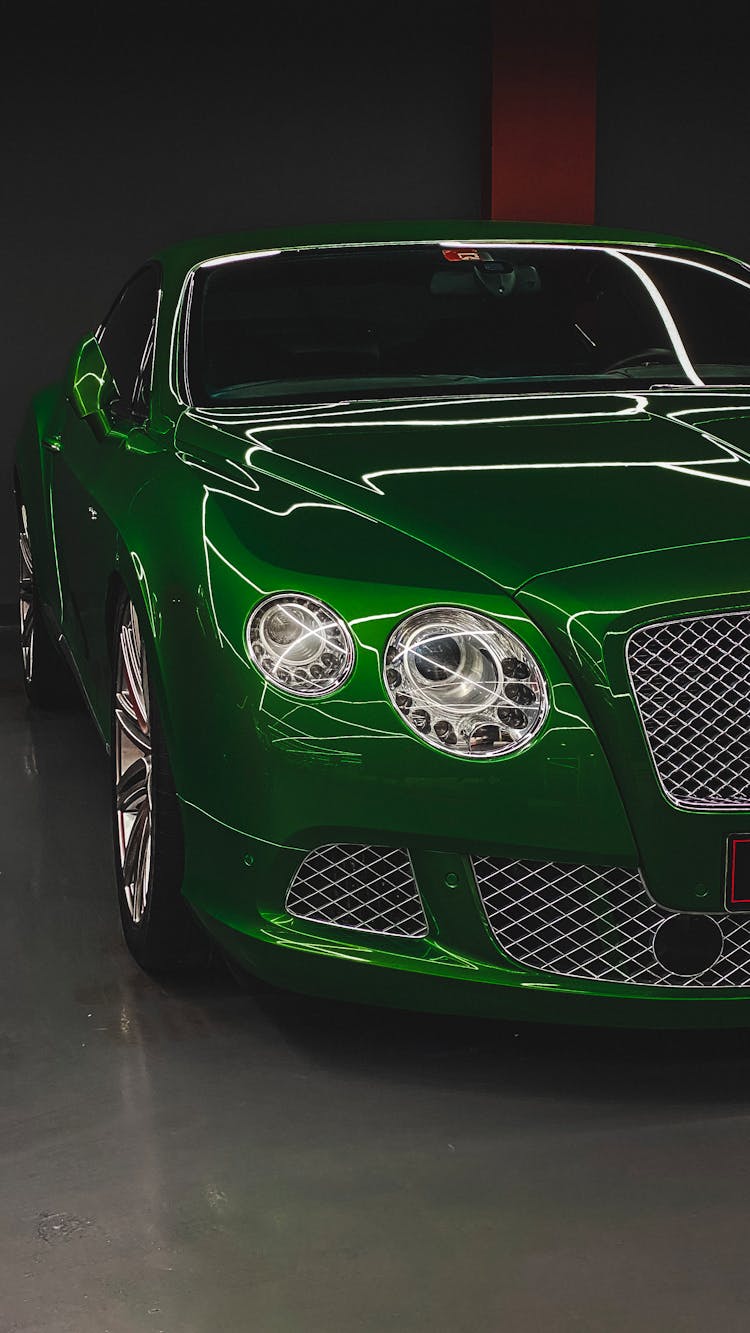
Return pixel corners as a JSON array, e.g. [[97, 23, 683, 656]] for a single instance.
[[4, 630, 750, 1332]]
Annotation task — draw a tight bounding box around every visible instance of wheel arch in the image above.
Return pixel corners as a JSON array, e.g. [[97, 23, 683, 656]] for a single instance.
[[109, 463, 232, 809], [103, 557, 184, 784], [104, 569, 127, 669]]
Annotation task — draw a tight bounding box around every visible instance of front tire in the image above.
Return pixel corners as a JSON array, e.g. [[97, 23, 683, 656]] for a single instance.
[[112, 593, 205, 972], [17, 496, 78, 708]]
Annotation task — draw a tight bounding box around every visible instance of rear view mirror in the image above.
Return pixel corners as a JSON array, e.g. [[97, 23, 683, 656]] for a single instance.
[[429, 262, 542, 298], [66, 335, 118, 437]]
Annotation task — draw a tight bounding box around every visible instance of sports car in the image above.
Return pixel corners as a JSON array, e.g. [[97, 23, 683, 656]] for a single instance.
[[16, 220, 750, 1027]]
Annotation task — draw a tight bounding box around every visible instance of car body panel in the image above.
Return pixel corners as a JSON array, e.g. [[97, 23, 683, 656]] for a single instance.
[[179, 391, 750, 593], [16, 220, 750, 1026]]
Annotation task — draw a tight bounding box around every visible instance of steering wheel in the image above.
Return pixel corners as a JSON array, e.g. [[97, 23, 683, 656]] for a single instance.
[[605, 347, 675, 372]]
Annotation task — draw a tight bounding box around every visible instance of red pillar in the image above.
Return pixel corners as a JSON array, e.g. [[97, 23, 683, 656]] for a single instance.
[[488, 0, 598, 224]]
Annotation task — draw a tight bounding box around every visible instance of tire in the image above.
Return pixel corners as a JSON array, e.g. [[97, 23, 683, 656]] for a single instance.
[[17, 495, 79, 708], [111, 592, 206, 973]]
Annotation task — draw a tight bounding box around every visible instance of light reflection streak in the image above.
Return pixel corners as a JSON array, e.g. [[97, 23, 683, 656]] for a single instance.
[[603, 249, 703, 386], [661, 464, 750, 492], [240, 392, 650, 448], [620, 247, 750, 295], [359, 455, 726, 497], [200, 248, 282, 269], [563, 607, 627, 673], [195, 388, 652, 430], [180, 796, 307, 850], [47, 472, 64, 621], [130, 550, 158, 641]]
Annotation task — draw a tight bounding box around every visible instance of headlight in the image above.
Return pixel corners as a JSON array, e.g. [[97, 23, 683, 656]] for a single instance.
[[246, 594, 355, 696], [383, 607, 548, 757]]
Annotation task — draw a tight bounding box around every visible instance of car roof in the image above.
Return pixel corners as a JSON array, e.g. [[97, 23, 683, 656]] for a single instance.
[[154, 219, 721, 278]]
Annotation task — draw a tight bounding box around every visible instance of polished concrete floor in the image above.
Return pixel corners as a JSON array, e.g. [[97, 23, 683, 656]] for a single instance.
[[4, 630, 750, 1332]]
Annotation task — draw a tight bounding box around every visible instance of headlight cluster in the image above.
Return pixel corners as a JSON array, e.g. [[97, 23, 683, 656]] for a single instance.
[[246, 594, 355, 696], [383, 607, 548, 757], [246, 596, 547, 757]]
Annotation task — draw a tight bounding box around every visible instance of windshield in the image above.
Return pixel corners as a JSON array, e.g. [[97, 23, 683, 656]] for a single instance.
[[184, 243, 750, 406]]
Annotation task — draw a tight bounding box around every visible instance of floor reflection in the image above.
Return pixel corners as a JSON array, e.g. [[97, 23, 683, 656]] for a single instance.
[[4, 626, 750, 1332]]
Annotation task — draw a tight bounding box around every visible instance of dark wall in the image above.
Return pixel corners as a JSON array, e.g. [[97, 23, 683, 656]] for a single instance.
[[6, 3, 750, 608], [596, 2, 750, 258], [0, 5, 487, 604]]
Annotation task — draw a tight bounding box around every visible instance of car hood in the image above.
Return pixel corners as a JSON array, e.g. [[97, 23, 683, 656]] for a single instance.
[[176, 390, 750, 595]]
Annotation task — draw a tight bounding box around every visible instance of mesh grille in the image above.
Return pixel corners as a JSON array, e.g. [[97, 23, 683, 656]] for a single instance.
[[472, 857, 750, 988], [627, 611, 750, 808], [285, 845, 428, 937]]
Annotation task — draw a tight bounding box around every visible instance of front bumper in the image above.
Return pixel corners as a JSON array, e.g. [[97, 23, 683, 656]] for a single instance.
[[179, 799, 750, 1029], [165, 536, 750, 1028]]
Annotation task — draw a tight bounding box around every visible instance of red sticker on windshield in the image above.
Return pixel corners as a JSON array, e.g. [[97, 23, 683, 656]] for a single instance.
[[442, 248, 482, 262]]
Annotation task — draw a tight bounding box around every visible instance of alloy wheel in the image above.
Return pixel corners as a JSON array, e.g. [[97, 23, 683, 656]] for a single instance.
[[114, 602, 153, 924], [18, 504, 34, 682]]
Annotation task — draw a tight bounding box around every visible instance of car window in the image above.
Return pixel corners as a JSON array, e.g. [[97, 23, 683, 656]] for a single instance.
[[184, 245, 689, 407], [98, 265, 161, 415], [186, 244, 750, 406]]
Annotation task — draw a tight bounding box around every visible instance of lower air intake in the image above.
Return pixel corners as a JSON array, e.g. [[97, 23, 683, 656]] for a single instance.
[[472, 857, 750, 988], [285, 845, 428, 938]]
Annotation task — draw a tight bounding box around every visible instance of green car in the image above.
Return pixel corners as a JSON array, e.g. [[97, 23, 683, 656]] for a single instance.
[[16, 220, 750, 1027]]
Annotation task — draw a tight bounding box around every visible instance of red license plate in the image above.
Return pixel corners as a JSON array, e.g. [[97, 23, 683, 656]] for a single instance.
[[726, 836, 750, 911]]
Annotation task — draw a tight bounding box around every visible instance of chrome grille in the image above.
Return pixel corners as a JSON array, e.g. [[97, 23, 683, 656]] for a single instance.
[[472, 857, 750, 988], [627, 611, 750, 809], [285, 845, 428, 937]]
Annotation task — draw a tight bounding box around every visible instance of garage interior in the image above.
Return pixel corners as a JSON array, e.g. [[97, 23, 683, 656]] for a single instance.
[[4, 3, 750, 1329]]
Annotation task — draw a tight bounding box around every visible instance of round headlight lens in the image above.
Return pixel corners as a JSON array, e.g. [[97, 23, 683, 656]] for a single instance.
[[246, 594, 355, 696], [383, 608, 548, 757]]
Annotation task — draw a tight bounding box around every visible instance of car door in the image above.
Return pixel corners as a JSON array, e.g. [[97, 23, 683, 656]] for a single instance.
[[50, 264, 161, 720]]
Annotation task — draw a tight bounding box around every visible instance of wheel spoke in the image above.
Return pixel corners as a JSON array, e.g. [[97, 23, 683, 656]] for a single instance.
[[116, 757, 149, 813], [120, 618, 147, 728], [115, 702, 152, 755], [19, 531, 32, 577], [131, 812, 152, 922], [20, 604, 34, 651], [115, 684, 139, 723], [122, 801, 149, 893], [18, 510, 35, 683], [115, 601, 154, 924]]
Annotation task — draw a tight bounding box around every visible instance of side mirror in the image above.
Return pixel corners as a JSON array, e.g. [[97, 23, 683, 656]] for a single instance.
[[66, 335, 118, 438]]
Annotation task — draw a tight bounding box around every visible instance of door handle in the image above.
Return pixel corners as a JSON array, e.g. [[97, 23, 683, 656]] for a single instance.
[[42, 433, 62, 452]]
